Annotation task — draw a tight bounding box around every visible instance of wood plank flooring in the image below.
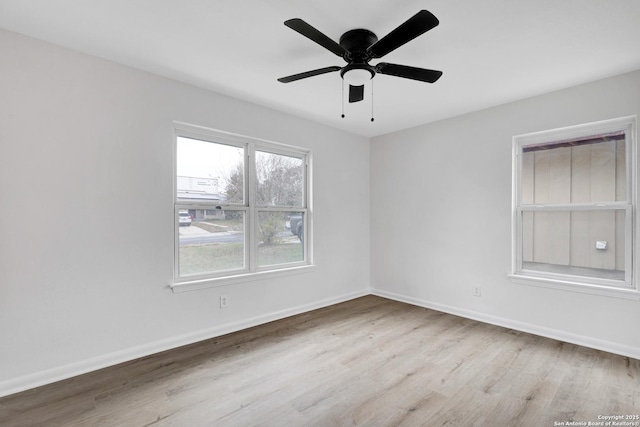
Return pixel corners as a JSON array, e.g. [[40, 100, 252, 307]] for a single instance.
[[1, 295, 638, 426]]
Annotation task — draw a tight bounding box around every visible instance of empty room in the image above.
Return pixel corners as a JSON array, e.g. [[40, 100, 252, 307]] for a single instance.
[[1, 1, 640, 426]]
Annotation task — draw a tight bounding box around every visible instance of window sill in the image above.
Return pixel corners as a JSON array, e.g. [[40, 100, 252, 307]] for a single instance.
[[171, 264, 316, 293], [509, 273, 640, 300]]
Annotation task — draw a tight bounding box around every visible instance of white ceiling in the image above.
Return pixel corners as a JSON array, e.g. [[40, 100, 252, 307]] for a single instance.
[[1, 0, 640, 137]]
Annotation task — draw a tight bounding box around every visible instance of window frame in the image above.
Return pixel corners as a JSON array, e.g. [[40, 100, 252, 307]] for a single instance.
[[171, 123, 313, 292], [510, 116, 639, 299]]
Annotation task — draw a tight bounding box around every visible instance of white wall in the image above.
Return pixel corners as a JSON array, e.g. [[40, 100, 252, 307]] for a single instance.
[[371, 70, 640, 358], [0, 29, 370, 396]]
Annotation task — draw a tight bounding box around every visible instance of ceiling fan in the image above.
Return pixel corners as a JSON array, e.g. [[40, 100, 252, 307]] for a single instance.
[[278, 10, 443, 104]]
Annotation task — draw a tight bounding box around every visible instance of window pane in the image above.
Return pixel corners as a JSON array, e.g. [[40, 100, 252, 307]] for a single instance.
[[521, 209, 625, 281], [255, 151, 304, 207], [257, 211, 304, 267], [178, 210, 245, 276], [177, 136, 244, 204], [521, 136, 626, 204]]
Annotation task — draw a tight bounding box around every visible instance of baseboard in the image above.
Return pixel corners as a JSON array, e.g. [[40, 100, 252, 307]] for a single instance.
[[371, 288, 640, 361], [0, 288, 369, 398]]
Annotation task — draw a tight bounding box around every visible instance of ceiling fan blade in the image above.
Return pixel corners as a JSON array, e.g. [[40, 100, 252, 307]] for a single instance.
[[367, 10, 439, 59], [284, 18, 347, 57], [349, 85, 365, 103], [376, 63, 442, 83], [278, 66, 341, 83]]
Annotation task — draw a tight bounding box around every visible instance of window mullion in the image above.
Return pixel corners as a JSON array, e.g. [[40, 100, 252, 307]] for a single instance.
[[255, 206, 306, 212], [520, 202, 629, 211], [247, 144, 257, 271]]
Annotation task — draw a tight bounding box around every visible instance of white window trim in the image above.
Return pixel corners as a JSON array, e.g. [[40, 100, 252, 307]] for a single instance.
[[510, 116, 640, 300], [171, 122, 314, 292]]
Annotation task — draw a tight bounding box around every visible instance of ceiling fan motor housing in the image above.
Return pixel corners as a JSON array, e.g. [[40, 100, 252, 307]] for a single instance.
[[339, 29, 377, 58], [339, 29, 378, 82]]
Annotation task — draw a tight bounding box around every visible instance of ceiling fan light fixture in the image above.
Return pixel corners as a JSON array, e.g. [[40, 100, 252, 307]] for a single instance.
[[342, 68, 374, 86]]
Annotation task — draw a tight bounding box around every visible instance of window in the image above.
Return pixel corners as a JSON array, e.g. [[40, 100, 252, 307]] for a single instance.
[[512, 116, 638, 298], [173, 124, 311, 290]]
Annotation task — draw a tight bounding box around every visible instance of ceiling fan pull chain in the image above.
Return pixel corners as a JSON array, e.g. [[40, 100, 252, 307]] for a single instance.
[[341, 80, 345, 118], [371, 81, 375, 122]]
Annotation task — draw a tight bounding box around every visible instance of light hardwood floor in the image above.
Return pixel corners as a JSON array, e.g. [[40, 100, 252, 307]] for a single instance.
[[1, 296, 638, 426]]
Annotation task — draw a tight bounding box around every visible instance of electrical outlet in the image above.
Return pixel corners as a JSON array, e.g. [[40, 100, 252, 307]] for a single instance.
[[220, 295, 229, 308], [473, 287, 482, 297]]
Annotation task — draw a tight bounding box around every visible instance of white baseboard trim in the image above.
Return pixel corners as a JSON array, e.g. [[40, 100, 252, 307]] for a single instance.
[[371, 288, 640, 361], [0, 288, 369, 398]]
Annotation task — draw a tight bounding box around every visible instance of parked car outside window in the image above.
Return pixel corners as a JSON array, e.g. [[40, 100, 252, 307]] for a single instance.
[[178, 211, 192, 227]]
